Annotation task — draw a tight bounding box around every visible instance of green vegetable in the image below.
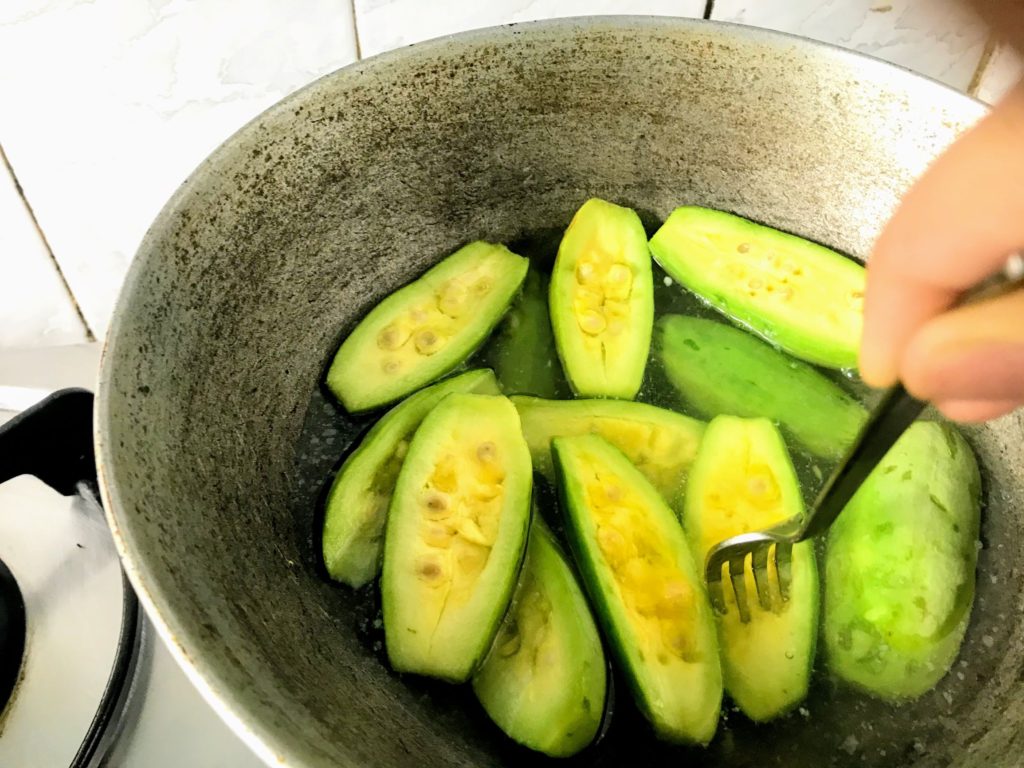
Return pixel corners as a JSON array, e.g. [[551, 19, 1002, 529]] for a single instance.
[[512, 395, 704, 511], [550, 198, 654, 399], [381, 394, 532, 682], [649, 206, 865, 369], [553, 434, 721, 744], [657, 315, 866, 458], [488, 269, 569, 398], [684, 416, 818, 721], [473, 520, 606, 757], [321, 369, 500, 587], [327, 241, 528, 412], [824, 422, 981, 699]]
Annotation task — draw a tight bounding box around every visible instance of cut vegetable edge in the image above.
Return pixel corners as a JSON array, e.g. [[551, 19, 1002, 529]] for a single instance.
[[549, 198, 654, 399], [511, 395, 705, 510], [649, 206, 864, 370], [683, 415, 818, 722], [322, 368, 501, 587], [552, 434, 722, 744], [381, 393, 533, 682], [327, 241, 528, 412], [472, 518, 607, 757]]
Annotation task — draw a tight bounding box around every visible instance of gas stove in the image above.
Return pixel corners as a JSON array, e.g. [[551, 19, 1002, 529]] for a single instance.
[[0, 345, 262, 768]]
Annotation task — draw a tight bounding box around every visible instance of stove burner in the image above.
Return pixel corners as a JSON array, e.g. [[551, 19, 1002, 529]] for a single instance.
[[0, 557, 25, 711], [0, 389, 141, 768]]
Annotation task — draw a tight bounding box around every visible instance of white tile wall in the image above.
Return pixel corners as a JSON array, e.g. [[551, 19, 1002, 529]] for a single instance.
[[0, 156, 87, 348], [711, 0, 988, 91], [0, 0, 359, 338], [973, 42, 1023, 104], [353, 0, 706, 58]]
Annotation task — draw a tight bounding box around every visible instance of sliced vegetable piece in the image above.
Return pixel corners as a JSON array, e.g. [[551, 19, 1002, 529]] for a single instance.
[[649, 206, 865, 369], [327, 241, 528, 412], [825, 422, 981, 700], [322, 369, 501, 587], [684, 416, 818, 721], [487, 269, 569, 399], [550, 198, 654, 399], [657, 315, 866, 459], [512, 396, 704, 511], [553, 435, 721, 744], [473, 519, 607, 757], [382, 394, 532, 682]]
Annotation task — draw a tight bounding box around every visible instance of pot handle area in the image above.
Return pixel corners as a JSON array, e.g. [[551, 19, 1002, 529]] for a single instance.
[[0, 388, 97, 494], [0, 387, 141, 768]]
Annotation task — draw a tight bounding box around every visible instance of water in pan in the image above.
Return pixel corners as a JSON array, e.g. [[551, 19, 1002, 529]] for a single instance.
[[288, 223, 1006, 768]]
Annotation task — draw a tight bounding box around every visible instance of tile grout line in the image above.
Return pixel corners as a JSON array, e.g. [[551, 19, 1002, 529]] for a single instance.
[[0, 143, 96, 342], [967, 33, 998, 99], [348, 0, 363, 60], [703, 0, 715, 21]]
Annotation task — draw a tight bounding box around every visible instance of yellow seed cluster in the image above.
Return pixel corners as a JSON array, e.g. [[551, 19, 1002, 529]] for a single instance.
[[375, 272, 494, 375], [583, 418, 696, 500], [572, 246, 634, 339], [698, 439, 791, 614], [413, 439, 506, 605], [586, 470, 699, 665], [700, 457, 783, 545], [719, 239, 807, 304]]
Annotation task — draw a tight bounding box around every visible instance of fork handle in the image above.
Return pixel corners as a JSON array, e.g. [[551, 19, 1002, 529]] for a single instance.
[[802, 384, 926, 539], [803, 254, 1024, 539]]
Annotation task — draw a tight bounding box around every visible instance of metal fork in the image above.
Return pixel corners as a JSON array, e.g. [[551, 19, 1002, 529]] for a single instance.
[[704, 255, 1024, 623]]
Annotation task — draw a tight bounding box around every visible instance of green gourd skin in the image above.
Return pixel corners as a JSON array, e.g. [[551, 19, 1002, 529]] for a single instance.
[[657, 314, 866, 459], [824, 422, 982, 700], [488, 269, 570, 399], [472, 520, 606, 758]]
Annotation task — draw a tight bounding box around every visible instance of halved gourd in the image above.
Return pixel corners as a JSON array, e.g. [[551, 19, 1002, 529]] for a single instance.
[[512, 396, 704, 511], [684, 416, 819, 722], [322, 369, 500, 587], [553, 435, 722, 744], [381, 394, 532, 682], [327, 241, 528, 412], [473, 519, 607, 757], [649, 206, 865, 369], [549, 199, 654, 399], [657, 315, 866, 459], [825, 422, 981, 700]]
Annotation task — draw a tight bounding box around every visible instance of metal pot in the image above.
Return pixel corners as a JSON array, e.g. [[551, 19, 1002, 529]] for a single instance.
[[83, 16, 1024, 768]]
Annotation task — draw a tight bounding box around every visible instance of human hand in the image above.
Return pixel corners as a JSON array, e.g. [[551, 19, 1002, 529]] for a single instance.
[[859, 81, 1024, 422]]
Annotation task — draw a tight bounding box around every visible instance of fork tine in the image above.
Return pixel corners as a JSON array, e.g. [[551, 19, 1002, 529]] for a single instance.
[[775, 543, 793, 603], [706, 562, 728, 616], [728, 554, 752, 624], [751, 545, 773, 613]]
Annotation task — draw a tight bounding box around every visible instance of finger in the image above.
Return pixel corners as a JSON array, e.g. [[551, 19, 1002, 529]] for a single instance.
[[901, 289, 1024, 402], [934, 399, 1021, 423], [860, 80, 1024, 387]]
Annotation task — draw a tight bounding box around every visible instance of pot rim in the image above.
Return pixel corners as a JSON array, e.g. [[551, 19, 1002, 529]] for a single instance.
[[93, 14, 986, 768]]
